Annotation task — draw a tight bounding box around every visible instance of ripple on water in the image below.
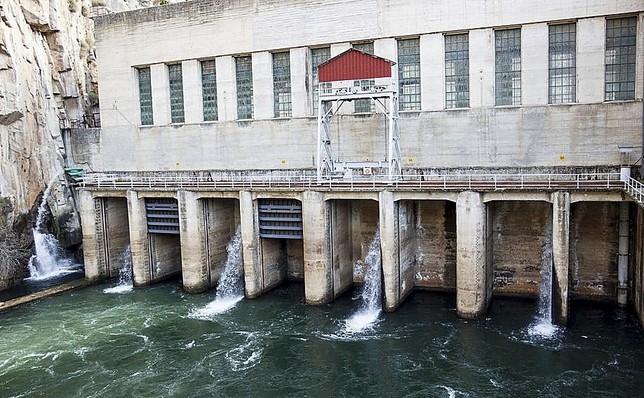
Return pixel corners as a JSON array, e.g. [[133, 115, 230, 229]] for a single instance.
[[224, 332, 264, 372]]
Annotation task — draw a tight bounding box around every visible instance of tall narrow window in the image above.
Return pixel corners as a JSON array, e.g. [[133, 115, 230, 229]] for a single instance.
[[273, 52, 292, 117], [549, 23, 576, 104], [495, 29, 521, 106], [445, 34, 469, 109], [605, 17, 637, 101], [201, 60, 217, 121], [311, 47, 330, 115], [138, 67, 153, 125], [236, 56, 253, 119], [353, 42, 375, 113], [168, 64, 184, 123], [398, 38, 421, 111]]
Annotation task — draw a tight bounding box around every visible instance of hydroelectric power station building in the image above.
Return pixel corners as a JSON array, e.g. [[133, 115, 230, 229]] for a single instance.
[[76, 0, 644, 326]]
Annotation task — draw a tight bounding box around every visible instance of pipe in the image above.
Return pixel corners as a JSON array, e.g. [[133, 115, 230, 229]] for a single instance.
[[617, 202, 629, 306]]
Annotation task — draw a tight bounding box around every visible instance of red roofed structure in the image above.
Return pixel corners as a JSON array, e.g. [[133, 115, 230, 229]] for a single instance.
[[318, 49, 395, 82]]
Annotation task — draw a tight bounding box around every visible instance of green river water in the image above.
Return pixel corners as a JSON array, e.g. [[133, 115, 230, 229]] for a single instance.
[[1, 281, 643, 397]]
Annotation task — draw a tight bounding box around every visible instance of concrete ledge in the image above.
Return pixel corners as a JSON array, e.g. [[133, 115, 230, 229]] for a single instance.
[[0, 279, 92, 313]]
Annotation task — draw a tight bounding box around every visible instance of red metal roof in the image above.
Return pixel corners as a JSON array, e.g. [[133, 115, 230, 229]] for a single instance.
[[318, 49, 394, 82]]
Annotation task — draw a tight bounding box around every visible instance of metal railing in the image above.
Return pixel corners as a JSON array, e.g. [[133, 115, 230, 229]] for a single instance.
[[76, 171, 626, 192], [624, 176, 644, 205]]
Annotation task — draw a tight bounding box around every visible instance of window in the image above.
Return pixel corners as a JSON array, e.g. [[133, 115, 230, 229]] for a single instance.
[[273, 52, 292, 117], [201, 60, 217, 121], [398, 38, 421, 111], [168, 64, 184, 123], [549, 23, 576, 104], [138, 67, 153, 125], [605, 17, 637, 101], [445, 34, 469, 109], [495, 29, 521, 106], [236, 56, 253, 119], [311, 47, 330, 115], [353, 42, 375, 113]]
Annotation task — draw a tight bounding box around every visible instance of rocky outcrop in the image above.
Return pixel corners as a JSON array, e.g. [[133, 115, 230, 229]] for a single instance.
[[0, 0, 148, 290]]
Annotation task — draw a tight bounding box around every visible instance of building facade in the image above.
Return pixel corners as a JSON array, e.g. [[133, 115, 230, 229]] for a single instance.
[[78, 0, 644, 325]]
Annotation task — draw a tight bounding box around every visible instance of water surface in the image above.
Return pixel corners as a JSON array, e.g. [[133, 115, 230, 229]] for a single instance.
[[1, 283, 642, 397]]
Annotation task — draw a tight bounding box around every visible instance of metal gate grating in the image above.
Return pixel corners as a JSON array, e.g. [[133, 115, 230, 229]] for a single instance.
[[258, 199, 303, 239]]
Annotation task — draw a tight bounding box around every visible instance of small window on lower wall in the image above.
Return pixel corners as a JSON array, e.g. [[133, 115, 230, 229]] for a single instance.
[[138, 67, 153, 125]]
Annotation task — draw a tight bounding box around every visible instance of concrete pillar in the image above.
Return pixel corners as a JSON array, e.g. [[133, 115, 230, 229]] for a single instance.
[[577, 17, 605, 104], [127, 190, 152, 287], [78, 190, 102, 281], [302, 191, 333, 305], [552, 191, 570, 326], [216, 56, 237, 121], [456, 191, 490, 318], [182, 60, 203, 123], [178, 190, 208, 293], [617, 202, 630, 306], [252, 51, 273, 119], [150, 63, 170, 125], [290, 47, 309, 118], [421, 33, 444, 111], [469, 28, 495, 108], [380, 191, 407, 312], [522, 23, 548, 105], [239, 191, 262, 298]]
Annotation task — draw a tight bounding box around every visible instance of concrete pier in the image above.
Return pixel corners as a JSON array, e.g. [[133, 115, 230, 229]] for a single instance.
[[178, 190, 208, 293], [456, 191, 491, 318], [302, 191, 333, 305], [240, 191, 263, 298], [380, 192, 414, 312], [552, 191, 570, 326]]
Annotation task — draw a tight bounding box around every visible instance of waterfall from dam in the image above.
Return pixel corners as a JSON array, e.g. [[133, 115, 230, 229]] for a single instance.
[[344, 229, 382, 333], [190, 227, 244, 318], [27, 174, 81, 280], [103, 246, 134, 294]]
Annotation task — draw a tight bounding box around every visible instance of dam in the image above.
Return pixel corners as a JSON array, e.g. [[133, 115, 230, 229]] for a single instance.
[[67, 0, 644, 328]]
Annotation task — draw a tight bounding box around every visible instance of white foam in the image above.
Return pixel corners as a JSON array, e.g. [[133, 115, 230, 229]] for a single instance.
[[344, 309, 381, 333], [188, 296, 243, 320], [103, 284, 134, 294], [527, 319, 561, 339]]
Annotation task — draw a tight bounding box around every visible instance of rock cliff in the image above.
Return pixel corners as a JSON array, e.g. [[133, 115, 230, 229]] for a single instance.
[[0, 0, 148, 290]]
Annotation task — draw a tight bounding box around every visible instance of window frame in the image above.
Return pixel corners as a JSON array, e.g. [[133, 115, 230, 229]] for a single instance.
[[137, 66, 153, 126], [397, 38, 421, 111], [272, 51, 292, 118], [445, 33, 470, 109], [201, 59, 218, 122], [604, 16, 637, 102], [235, 55, 254, 120], [494, 28, 522, 106], [168, 63, 185, 124], [548, 23, 577, 104]]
